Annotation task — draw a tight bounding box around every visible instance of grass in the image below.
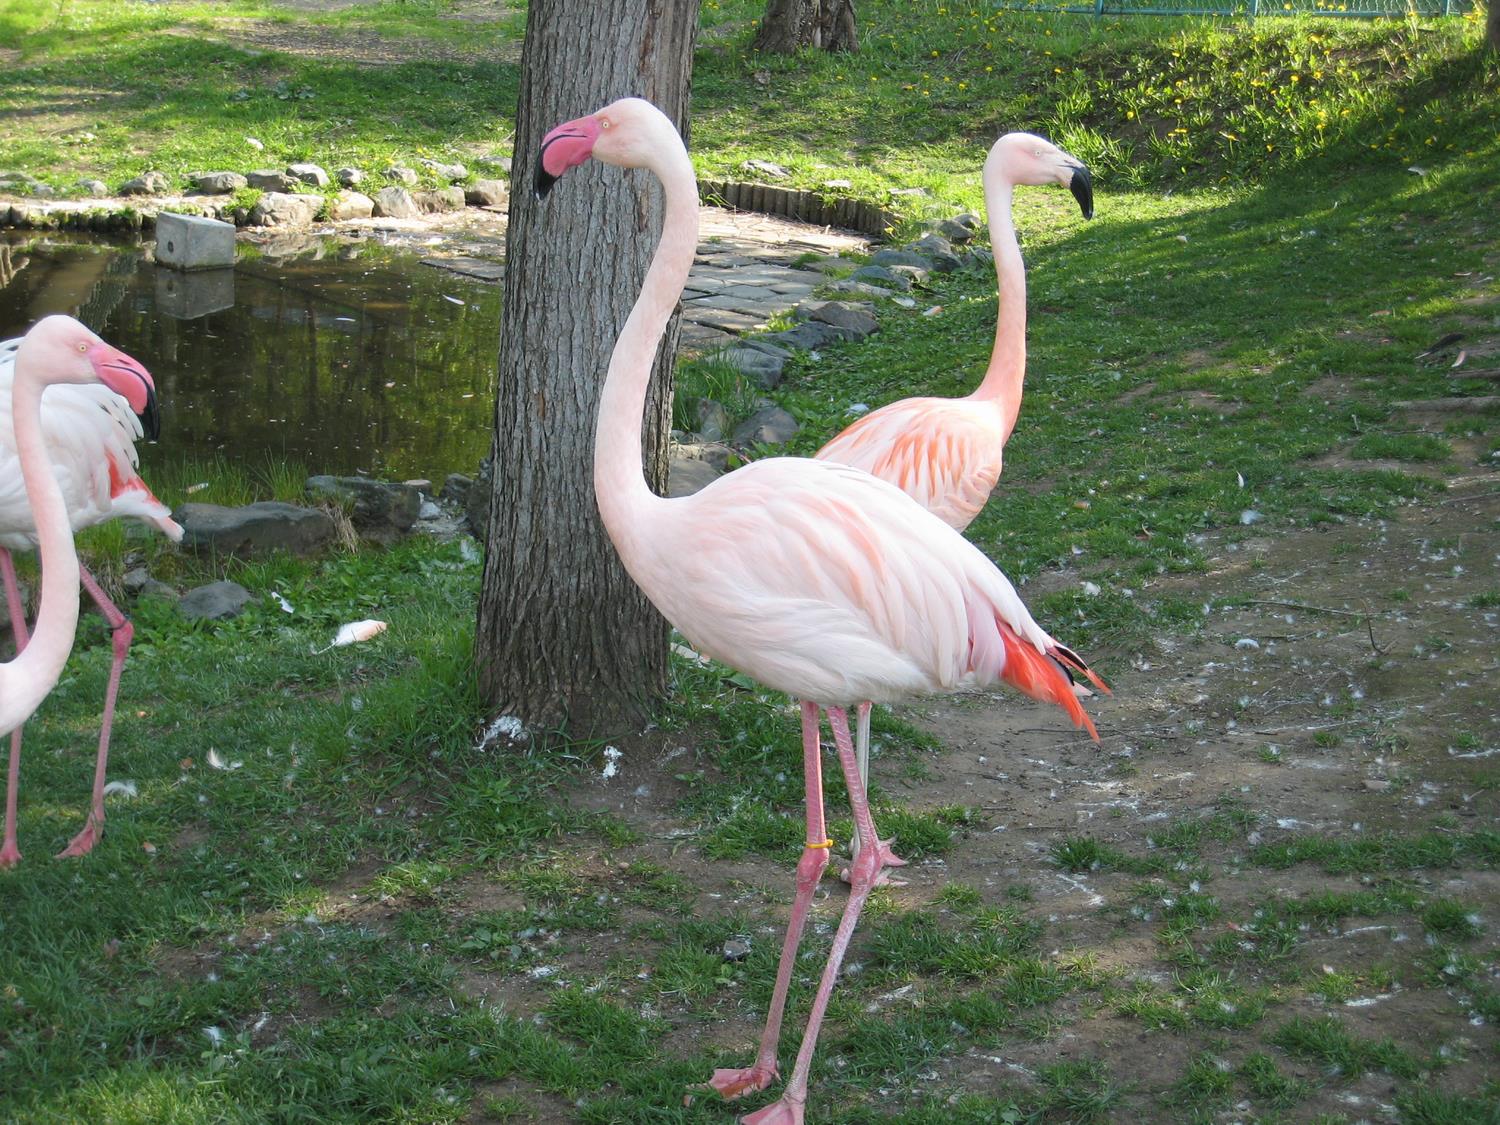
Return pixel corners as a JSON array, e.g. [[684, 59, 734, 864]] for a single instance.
[[3, 2, 1500, 1122]]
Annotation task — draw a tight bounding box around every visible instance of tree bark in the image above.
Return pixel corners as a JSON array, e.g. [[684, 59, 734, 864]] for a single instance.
[[475, 0, 700, 736], [752, 0, 857, 54], [1488, 0, 1499, 52]]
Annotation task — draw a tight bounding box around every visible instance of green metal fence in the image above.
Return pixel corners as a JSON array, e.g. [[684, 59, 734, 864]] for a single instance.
[[993, 0, 1474, 16]]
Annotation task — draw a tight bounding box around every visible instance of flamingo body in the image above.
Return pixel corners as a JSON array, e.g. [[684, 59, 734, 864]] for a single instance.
[[0, 336, 182, 549], [815, 132, 1093, 532]]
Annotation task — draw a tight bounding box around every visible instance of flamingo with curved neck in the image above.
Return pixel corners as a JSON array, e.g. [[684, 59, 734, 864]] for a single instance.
[[815, 131, 1094, 529], [0, 315, 162, 867], [536, 98, 1108, 1125]]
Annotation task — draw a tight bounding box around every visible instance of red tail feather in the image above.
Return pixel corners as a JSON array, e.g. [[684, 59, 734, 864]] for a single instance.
[[997, 623, 1099, 741]]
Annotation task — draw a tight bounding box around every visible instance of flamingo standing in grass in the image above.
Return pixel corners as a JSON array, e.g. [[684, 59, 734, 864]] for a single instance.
[[0, 316, 177, 867], [536, 98, 1107, 1125], [813, 133, 1094, 863]]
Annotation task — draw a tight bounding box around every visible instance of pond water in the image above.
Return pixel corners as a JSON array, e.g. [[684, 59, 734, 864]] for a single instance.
[[0, 232, 502, 483]]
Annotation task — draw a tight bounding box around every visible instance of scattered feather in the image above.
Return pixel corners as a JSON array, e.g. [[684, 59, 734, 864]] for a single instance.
[[601, 746, 623, 781], [921, 305, 943, 317], [185, 481, 210, 495], [102, 780, 138, 799], [207, 748, 244, 771], [1240, 509, 1263, 525], [312, 619, 388, 654], [442, 294, 464, 306], [1450, 350, 1467, 368], [246, 137, 264, 151], [1081, 581, 1101, 597], [1235, 471, 1245, 489], [1234, 637, 1260, 650], [270, 591, 294, 614]]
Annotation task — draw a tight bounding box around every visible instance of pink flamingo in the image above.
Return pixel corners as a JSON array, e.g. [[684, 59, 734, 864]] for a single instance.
[[536, 98, 1107, 1125], [0, 316, 179, 867], [814, 133, 1094, 861]]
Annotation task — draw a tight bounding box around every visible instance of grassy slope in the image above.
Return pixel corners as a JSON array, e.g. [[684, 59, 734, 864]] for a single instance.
[[2, 2, 1499, 1122]]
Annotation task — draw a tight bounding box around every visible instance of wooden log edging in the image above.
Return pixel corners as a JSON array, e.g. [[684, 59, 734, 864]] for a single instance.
[[697, 180, 897, 238]]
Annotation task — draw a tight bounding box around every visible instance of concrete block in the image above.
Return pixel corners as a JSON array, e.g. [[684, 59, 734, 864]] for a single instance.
[[156, 211, 236, 271], [155, 266, 235, 320]]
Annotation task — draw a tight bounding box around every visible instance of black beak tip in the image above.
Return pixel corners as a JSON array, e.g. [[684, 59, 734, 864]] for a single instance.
[[534, 162, 558, 202], [1070, 165, 1095, 221], [140, 386, 161, 441]]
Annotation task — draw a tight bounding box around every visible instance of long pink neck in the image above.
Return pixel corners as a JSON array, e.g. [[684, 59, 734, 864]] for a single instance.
[[593, 132, 699, 549], [0, 351, 81, 734], [970, 166, 1025, 443]]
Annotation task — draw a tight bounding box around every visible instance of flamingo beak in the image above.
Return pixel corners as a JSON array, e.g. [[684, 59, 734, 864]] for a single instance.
[[90, 345, 161, 440], [534, 116, 602, 200], [1068, 163, 1094, 220]]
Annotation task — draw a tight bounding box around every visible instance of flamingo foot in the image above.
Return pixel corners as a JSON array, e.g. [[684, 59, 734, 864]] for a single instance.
[[56, 817, 102, 859], [839, 836, 908, 886], [741, 1095, 804, 1125], [706, 1064, 779, 1100], [0, 840, 19, 869]]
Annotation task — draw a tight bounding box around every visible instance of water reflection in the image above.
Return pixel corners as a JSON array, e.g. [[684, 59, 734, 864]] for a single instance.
[[0, 232, 501, 481]]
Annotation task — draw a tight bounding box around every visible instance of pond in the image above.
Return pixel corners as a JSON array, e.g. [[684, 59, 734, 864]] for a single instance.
[[0, 232, 503, 484]]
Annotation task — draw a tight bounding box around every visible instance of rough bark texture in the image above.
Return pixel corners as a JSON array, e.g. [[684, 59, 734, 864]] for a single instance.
[[475, 0, 700, 736], [752, 0, 857, 54], [1488, 0, 1499, 52]]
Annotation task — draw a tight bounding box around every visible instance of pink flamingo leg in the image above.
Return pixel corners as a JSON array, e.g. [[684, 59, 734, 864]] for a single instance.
[[741, 705, 905, 1125], [55, 565, 131, 859], [1, 547, 29, 868], [709, 700, 830, 1100], [843, 701, 906, 888]]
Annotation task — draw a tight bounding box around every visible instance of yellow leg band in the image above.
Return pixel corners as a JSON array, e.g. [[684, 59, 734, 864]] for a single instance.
[[805, 838, 834, 849]]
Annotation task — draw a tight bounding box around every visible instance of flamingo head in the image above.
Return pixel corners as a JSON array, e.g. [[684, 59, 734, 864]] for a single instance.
[[24, 314, 161, 439], [988, 133, 1094, 220], [534, 97, 672, 199]]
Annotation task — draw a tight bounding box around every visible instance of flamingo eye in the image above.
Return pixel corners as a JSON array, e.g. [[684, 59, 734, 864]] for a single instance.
[[77, 342, 88, 353], [600, 118, 611, 130]]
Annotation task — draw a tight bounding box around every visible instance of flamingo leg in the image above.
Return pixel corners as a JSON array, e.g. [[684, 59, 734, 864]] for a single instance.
[[708, 700, 829, 1101], [741, 705, 905, 1125], [1, 548, 29, 869], [842, 702, 905, 888], [55, 565, 130, 859]]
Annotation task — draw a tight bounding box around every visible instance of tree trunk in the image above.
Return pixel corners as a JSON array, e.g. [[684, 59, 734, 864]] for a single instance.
[[1488, 0, 1499, 52], [474, 0, 700, 737], [753, 0, 857, 54]]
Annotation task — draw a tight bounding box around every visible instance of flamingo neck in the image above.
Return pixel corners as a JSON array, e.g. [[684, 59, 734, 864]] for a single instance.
[[593, 137, 699, 543], [0, 353, 81, 734], [971, 172, 1025, 442]]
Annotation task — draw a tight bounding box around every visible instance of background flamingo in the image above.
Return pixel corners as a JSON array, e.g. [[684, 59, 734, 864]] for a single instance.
[[536, 98, 1107, 1125], [814, 133, 1094, 850], [0, 318, 178, 868]]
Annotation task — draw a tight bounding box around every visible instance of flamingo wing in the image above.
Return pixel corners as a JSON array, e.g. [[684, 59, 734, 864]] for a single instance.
[[815, 397, 1005, 531]]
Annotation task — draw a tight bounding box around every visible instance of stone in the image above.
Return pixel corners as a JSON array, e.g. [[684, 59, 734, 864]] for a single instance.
[[419, 500, 442, 520], [757, 321, 842, 352], [420, 158, 468, 182], [849, 265, 911, 292], [441, 473, 473, 505], [952, 212, 981, 229], [908, 233, 962, 271], [799, 300, 878, 338], [0, 172, 42, 192], [870, 248, 932, 270], [248, 192, 320, 229], [178, 580, 251, 621], [155, 267, 235, 320], [372, 186, 420, 219], [247, 169, 298, 192], [120, 171, 171, 196], [742, 159, 789, 179], [155, 212, 236, 270], [415, 186, 465, 213], [465, 179, 508, 207], [330, 190, 374, 221], [886, 263, 931, 286], [383, 165, 419, 186], [76, 178, 108, 197], [475, 154, 512, 175], [733, 404, 801, 446], [722, 937, 751, 962], [936, 218, 975, 243], [695, 399, 730, 442], [122, 567, 177, 601], [336, 167, 364, 187], [305, 475, 420, 544], [192, 171, 248, 195], [666, 455, 722, 498], [286, 162, 330, 188], [825, 279, 894, 300], [718, 345, 787, 389], [176, 501, 336, 557]]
